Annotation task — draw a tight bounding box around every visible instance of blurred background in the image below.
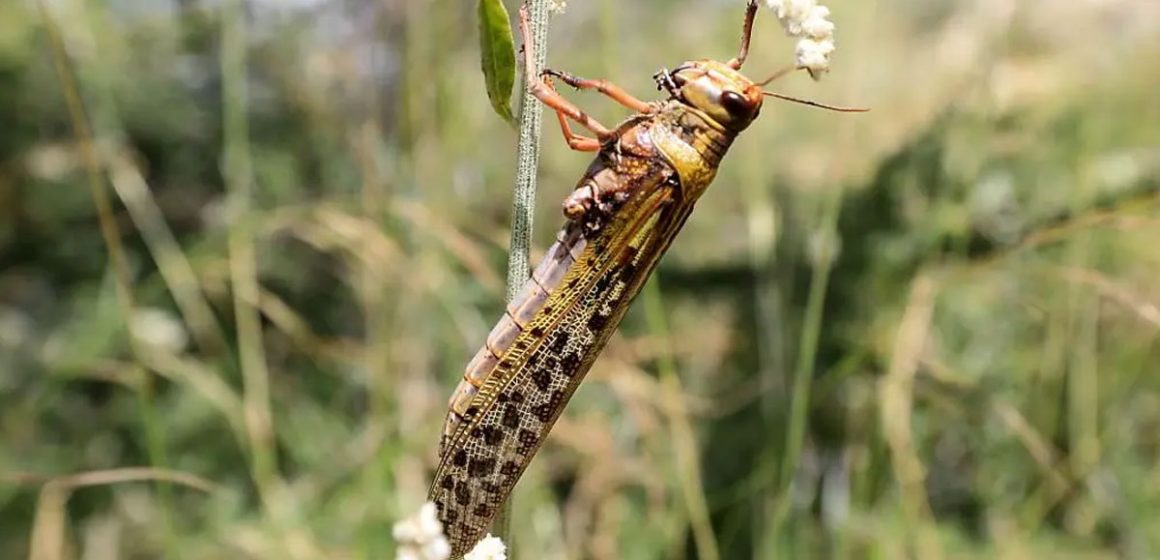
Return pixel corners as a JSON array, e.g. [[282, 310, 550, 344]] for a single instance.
[[2, 0, 1159, 558]]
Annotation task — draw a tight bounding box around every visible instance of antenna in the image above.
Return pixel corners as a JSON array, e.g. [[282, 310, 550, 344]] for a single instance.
[[756, 65, 797, 86], [761, 91, 869, 113]]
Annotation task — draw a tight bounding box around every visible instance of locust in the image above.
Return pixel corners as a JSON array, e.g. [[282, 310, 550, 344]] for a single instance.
[[429, 2, 863, 555]]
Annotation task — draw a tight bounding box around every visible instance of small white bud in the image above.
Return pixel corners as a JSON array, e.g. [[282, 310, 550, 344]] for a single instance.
[[393, 502, 451, 560], [763, 0, 837, 80], [464, 534, 507, 560], [766, 0, 817, 33], [800, 6, 834, 39], [422, 540, 453, 560], [796, 38, 835, 79], [131, 307, 188, 352]]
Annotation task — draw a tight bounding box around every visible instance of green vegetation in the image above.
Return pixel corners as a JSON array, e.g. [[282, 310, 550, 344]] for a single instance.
[[1, 0, 1158, 558]]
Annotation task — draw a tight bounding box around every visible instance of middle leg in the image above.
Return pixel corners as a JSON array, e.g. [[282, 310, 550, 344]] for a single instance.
[[519, 5, 613, 139], [541, 77, 601, 152], [540, 69, 653, 114]]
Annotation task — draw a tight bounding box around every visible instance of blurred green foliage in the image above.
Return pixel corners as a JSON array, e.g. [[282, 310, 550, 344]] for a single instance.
[[1, 0, 1159, 559]]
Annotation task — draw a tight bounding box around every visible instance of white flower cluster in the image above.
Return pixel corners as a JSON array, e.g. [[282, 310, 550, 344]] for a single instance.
[[392, 503, 508, 560], [463, 534, 507, 560], [764, 0, 836, 80], [393, 503, 451, 560]]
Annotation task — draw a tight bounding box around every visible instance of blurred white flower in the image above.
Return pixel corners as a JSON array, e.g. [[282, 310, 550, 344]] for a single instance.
[[464, 534, 507, 560], [0, 307, 32, 350], [764, 0, 837, 79], [548, 0, 567, 15], [130, 307, 188, 352], [393, 502, 451, 560], [25, 143, 78, 181]]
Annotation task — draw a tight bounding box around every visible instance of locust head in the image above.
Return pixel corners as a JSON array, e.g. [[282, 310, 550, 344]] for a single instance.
[[661, 60, 763, 132], [655, 1, 864, 130]]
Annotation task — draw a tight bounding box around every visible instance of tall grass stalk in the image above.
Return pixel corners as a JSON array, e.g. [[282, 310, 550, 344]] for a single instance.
[[771, 185, 838, 540], [357, 124, 395, 559], [880, 274, 943, 558], [1065, 129, 1101, 489], [643, 281, 720, 560], [36, 1, 177, 554], [220, 0, 282, 515], [772, 2, 881, 550]]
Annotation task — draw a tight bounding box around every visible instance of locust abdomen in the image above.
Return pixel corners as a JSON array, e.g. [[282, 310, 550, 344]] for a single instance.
[[439, 222, 586, 451]]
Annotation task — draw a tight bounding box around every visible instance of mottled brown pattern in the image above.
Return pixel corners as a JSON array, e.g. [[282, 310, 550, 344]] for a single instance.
[[430, 60, 760, 556]]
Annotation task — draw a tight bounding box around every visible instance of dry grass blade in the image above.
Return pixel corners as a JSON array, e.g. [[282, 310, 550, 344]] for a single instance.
[[107, 154, 229, 355], [394, 200, 504, 294], [991, 401, 1072, 508], [258, 287, 364, 365], [27, 468, 217, 560], [135, 346, 246, 439], [879, 273, 941, 560], [1057, 266, 1160, 329]]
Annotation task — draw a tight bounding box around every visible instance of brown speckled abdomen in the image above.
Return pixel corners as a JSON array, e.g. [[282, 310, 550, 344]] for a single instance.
[[440, 223, 586, 451]]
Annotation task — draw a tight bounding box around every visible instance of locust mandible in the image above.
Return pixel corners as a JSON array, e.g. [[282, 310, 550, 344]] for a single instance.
[[429, 2, 863, 555]]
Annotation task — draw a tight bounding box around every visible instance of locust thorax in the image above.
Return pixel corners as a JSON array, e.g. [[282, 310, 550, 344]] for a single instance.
[[666, 60, 763, 131]]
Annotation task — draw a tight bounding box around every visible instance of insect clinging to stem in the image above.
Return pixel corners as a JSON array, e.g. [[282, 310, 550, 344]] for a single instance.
[[429, 1, 865, 556]]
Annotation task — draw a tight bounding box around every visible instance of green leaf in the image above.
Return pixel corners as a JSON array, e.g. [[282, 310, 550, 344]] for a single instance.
[[477, 0, 517, 126]]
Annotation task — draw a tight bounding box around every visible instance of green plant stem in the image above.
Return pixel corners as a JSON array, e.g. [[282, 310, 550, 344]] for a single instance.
[[644, 281, 721, 560], [36, 1, 177, 554], [496, 0, 551, 549], [773, 188, 843, 542], [504, 0, 549, 303], [221, 0, 280, 515]]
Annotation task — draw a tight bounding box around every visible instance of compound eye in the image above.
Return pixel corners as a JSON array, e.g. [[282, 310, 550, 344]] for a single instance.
[[720, 90, 750, 117]]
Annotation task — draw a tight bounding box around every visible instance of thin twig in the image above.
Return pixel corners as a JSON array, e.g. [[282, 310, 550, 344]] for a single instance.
[[496, 0, 551, 548]]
